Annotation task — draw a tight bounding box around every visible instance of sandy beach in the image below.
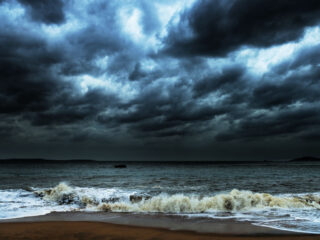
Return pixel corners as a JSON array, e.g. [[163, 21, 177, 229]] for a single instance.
[[0, 221, 319, 240], [0, 212, 319, 240]]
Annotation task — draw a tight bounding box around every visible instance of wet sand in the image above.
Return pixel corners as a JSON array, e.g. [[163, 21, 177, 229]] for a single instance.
[[0, 212, 318, 240], [0, 221, 319, 240]]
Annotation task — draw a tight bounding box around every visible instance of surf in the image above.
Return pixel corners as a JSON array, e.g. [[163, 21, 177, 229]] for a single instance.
[[34, 183, 320, 213]]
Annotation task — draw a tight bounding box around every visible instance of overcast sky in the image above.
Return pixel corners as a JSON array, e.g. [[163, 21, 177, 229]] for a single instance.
[[1, 0, 320, 161]]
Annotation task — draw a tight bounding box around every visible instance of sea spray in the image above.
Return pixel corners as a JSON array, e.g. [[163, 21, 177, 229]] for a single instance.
[[34, 183, 320, 213]]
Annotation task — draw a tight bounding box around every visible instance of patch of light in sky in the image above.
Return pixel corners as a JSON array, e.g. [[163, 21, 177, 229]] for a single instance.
[[0, 1, 25, 20], [0, 1, 25, 21], [303, 26, 320, 45], [235, 43, 296, 74], [95, 56, 109, 69], [156, 0, 197, 39], [119, 7, 144, 42], [118, 5, 161, 51], [207, 58, 232, 71], [140, 59, 157, 71], [235, 26, 320, 75], [78, 74, 137, 102]]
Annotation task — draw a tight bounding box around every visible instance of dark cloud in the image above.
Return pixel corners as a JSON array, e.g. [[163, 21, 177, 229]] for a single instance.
[[0, 8, 118, 127], [0, 121, 19, 139], [250, 69, 320, 109], [0, 28, 65, 114], [299, 130, 320, 141], [1, 0, 320, 160], [60, 2, 134, 75], [129, 63, 147, 81], [216, 107, 320, 142], [214, 47, 320, 142], [27, 89, 119, 126], [95, 75, 228, 141], [193, 65, 246, 97], [164, 0, 320, 57], [18, 0, 65, 24]]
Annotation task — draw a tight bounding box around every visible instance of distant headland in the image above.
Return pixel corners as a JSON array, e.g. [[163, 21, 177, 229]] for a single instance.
[[289, 156, 320, 162], [0, 156, 319, 164]]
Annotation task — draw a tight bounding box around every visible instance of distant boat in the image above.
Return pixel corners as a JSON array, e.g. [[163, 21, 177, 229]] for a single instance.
[[114, 164, 127, 168]]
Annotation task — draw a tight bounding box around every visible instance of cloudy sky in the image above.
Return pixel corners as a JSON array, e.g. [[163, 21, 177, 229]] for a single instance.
[[1, 0, 320, 161]]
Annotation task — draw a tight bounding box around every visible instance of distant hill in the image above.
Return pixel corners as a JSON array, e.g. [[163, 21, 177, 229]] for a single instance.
[[1, 157, 319, 164], [0, 159, 273, 164], [0, 158, 101, 164], [290, 156, 320, 162]]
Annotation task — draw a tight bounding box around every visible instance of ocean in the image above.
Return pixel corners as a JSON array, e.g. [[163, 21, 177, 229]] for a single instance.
[[0, 161, 319, 234]]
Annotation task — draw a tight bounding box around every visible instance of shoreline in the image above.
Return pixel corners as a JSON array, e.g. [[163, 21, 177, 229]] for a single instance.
[[0, 211, 294, 235], [1, 212, 319, 240]]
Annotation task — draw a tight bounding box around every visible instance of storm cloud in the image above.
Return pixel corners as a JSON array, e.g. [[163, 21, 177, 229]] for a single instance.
[[0, 0, 320, 161], [164, 0, 320, 57], [18, 0, 65, 24]]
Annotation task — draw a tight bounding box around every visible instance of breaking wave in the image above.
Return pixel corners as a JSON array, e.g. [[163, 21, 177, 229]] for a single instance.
[[34, 183, 320, 213]]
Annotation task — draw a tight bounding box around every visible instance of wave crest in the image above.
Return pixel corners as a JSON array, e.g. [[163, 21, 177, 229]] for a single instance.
[[34, 183, 320, 213]]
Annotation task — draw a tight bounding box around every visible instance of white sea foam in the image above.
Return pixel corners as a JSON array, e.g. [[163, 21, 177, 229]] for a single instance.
[[1, 183, 320, 234], [34, 183, 320, 213], [0, 189, 71, 219]]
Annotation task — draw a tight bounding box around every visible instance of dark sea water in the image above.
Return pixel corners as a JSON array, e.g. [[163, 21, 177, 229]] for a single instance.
[[0, 161, 320, 233]]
